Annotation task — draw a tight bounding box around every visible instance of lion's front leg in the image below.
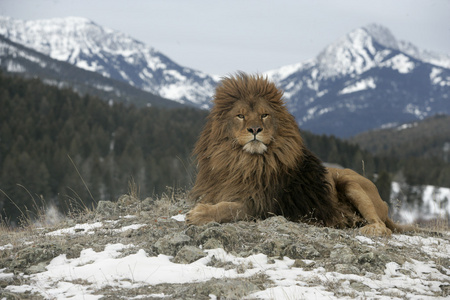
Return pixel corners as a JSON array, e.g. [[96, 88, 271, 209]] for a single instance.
[[186, 201, 249, 225]]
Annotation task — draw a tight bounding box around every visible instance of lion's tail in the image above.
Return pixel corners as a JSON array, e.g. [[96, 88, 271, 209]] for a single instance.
[[385, 218, 443, 236], [385, 218, 419, 233]]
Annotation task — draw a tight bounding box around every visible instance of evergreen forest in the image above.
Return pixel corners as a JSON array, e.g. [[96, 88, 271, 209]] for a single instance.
[[0, 73, 206, 224], [1, 73, 449, 224]]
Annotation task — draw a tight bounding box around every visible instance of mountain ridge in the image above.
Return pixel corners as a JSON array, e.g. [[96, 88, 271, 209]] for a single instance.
[[2, 16, 449, 137], [0, 34, 185, 108], [0, 16, 217, 108], [266, 23, 450, 137]]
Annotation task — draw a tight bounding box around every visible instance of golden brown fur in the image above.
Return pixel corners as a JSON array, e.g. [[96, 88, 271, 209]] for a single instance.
[[186, 73, 416, 236]]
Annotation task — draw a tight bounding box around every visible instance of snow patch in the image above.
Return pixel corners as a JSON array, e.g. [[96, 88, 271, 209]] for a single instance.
[[171, 214, 186, 222], [396, 122, 418, 131], [265, 61, 312, 82], [404, 104, 427, 119], [382, 53, 415, 74], [0, 244, 13, 251], [46, 222, 103, 236], [430, 67, 450, 86], [6, 61, 26, 72], [339, 78, 376, 95]]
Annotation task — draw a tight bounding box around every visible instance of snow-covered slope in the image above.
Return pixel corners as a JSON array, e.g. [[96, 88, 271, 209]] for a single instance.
[[0, 16, 216, 108], [266, 24, 450, 137], [391, 182, 450, 224], [0, 35, 185, 108]]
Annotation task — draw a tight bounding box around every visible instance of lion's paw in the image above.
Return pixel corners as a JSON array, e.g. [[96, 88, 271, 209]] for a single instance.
[[359, 223, 392, 236], [186, 204, 216, 226]]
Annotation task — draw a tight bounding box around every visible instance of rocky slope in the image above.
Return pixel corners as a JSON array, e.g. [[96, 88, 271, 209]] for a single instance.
[[1, 193, 449, 299]]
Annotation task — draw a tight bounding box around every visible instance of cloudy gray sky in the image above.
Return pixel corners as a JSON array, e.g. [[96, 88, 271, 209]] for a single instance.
[[1, 0, 449, 75]]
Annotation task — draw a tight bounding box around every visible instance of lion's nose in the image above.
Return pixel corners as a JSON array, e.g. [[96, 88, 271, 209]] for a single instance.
[[247, 126, 263, 135]]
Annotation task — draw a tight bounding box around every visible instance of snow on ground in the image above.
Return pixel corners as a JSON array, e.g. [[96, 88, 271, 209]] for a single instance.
[[1, 214, 449, 300], [45, 222, 103, 236]]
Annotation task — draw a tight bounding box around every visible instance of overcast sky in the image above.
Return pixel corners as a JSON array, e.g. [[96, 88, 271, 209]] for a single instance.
[[1, 0, 449, 75]]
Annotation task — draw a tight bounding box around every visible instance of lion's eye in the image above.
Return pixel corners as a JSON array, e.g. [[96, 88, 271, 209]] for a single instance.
[[261, 114, 269, 119], [237, 114, 245, 119]]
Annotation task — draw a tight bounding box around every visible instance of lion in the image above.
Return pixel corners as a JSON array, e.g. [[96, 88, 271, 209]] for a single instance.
[[186, 73, 418, 236]]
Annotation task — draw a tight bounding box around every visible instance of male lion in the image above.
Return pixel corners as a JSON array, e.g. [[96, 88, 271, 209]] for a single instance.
[[186, 73, 416, 236]]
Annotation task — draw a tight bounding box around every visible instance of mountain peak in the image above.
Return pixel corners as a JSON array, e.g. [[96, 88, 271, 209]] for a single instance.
[[0, 16, 97, 32], [362, 23, 399, 50], [315, 24, 402, 78], [266, 23, 450, 137]]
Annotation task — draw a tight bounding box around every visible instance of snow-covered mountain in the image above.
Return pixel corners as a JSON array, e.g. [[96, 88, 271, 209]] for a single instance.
[[0, 35, 186, 108], [266, 24, 450, 137], [0, 16, 216, 108], [1, 17, 449, 137]]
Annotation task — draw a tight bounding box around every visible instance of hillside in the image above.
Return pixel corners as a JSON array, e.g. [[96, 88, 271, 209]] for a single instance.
[[350, 114, 450, 161], [1, 194, 449, 299], [349, 115, 450, 188], [0, 73, 208, 224]]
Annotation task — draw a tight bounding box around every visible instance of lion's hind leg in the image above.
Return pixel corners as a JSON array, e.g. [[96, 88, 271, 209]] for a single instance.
[[186, 201, 249, 226], [338, 174, 392, 236]]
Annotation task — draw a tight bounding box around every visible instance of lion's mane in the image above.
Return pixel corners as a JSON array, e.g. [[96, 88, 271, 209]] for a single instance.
[[191, 73, 341, 226]]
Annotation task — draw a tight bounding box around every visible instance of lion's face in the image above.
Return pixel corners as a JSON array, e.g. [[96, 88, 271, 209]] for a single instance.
[[228, 99, 277, 154]]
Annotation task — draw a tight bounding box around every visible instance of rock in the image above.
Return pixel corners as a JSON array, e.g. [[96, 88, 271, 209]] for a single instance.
[[285, 243, 321, 259], [358, 251, 375, 264], [155, 232, 191, 256], [173, 278, 259, 299], [330, 245, 356, 264], [260, 216, 305, 236], [15, 243, 63, 269], [255, 238, 287, 257], [0, 272, 14, 288], [140, 197, 155, 210], [350, 281, 372, 292], [173, 246, 207, 264], [96, 200, 116, 217], [198, 224, 240, 250], [25, 262, 47, 274], [335, 264, 360, 274], [292, 259, 316, 269], [202, 238, 223, 249]]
